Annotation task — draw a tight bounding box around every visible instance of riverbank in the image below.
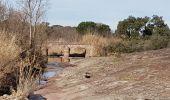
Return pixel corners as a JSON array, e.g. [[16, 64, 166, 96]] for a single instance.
[[35, 48, 170, 100]]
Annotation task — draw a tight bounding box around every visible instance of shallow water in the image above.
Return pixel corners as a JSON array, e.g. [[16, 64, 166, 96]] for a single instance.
[[39, 62, 64, 85], [43, 71, 56, 79]]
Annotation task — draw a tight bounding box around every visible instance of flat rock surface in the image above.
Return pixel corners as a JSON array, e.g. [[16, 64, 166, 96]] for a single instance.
[[35, 48, 170, 100]]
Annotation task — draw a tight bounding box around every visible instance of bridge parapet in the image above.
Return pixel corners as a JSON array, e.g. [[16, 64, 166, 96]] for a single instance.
[[44, 43, 96, 57]]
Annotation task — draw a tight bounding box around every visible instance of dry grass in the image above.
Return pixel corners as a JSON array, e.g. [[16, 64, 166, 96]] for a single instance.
[[0, 31, 20, 97], [0, 31, 43, 99], [0, 31, 20, 66], [81, 33, 122, 56], [0, 31, 20, 80]]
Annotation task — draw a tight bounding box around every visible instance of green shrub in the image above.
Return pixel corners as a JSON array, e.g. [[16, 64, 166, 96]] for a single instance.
[[108, 39, 143, 53], [144, 34, 169, 50], [108, 42, 132, 53], [108, 34, 170, 54]]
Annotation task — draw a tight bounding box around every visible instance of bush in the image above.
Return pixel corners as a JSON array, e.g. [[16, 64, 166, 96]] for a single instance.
[[108, 34, 170, 54], [144, 34, 169, 50], [108, 39, 144, 53], [0, 31, 46, 98], [0, 32, 19, 65], [0, 31, 20, 95]]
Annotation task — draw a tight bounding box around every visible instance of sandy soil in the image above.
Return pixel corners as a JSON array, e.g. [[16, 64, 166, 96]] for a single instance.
[[35, 48, 170, 100]]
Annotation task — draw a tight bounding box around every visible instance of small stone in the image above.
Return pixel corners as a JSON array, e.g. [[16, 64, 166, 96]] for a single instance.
[[3, 94, 8, 97], [85, 72, 91, 78]]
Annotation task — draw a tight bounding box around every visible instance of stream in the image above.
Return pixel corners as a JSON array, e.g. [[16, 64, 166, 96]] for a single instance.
[[29, 59, 65, 100], [39, 62, 64, 85], [29, 57, 84, 100]]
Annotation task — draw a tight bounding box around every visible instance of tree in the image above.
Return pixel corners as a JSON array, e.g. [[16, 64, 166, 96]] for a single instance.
[[149, 15, 170, 36], [19, 0, 47, 48], [115, 16, 149, 38], [76, 21, 96, 35], [0, 1, 6, 22], [115, 15, 170, 38], [96, 23, 111, 37], [76, 21, 111, 36], [17, 0, 48, 72]]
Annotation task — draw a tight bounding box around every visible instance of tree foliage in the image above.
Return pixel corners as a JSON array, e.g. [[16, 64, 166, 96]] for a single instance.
[[76, 21, 111, 37], [96, 24, 111, 37], [115, 15, 170, 38], [76, 21, 96, 35]]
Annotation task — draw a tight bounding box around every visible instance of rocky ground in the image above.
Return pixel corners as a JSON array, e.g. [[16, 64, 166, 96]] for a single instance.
[[35, 48, 170, 100]]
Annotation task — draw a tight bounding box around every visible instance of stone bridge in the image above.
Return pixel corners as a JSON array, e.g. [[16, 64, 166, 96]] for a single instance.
[[43, 42, 97, 58]]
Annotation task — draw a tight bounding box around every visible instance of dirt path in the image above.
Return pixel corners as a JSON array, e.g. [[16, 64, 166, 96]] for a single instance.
[[35, 48, 170, 100]]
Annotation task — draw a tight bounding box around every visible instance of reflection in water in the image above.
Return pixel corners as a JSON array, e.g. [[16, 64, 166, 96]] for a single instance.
[[48, 57, 63, 63], [48, 56, 70, 63]]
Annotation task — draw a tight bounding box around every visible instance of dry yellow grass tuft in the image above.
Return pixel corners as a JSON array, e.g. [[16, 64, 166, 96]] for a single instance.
[[81, 33, 122, 56], [0, 31, 20, 66], [81, 34, 108, 56], [0, 31, 20, 79]]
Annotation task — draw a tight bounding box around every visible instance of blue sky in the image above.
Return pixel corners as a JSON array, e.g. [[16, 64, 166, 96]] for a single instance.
[[47, 0, 170, 30], [7, 0, 170, 30]]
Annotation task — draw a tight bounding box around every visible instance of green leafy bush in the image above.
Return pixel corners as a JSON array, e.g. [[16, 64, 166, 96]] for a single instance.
[[108, 42, 134, 53], [144, 34, 169, 50], [108, 35, 170, 54]]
